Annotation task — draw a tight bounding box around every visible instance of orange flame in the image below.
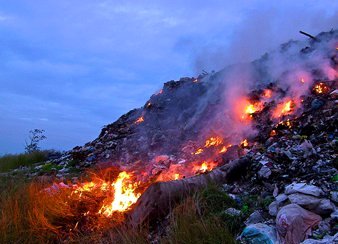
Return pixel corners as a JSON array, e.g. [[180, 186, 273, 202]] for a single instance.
[[194, 161, 217, 173], [241, 139, 248, 147], [240, 101, 263, 120], [99, 171, 141, 216], [135, 116, 144, 124], [270, 130, 277, 137], [219, 144, 232, 154], [205, 136, 223, 147], [273, 99, 293, 118], [263, 89, 272, 98], [193, 148, 204, 155], [174, 173, 180, 180], [313, 82, 329, 94]]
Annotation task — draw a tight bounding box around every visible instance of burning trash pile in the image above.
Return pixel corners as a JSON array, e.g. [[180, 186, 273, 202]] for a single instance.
[[20, 30, 337, 242]]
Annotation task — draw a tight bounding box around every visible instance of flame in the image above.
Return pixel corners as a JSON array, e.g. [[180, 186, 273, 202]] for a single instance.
[[273, 99, 293, 118], [313, 82, 329, 94], [205, 136, 223, 147], [278, 119, 292, 129], [200, 162, 208, 172], [263, 89, 272, 98], [219, 144, 232, 153], [240, 101, 263, 120], [135, 116, 144, 124], [241, 139, 248, 147], [194, 161, 217, 173], [193, 148, 204, 155], [270, 130, 277, 137], [174, 174, 180, 180], [99, 171, 141, 216]]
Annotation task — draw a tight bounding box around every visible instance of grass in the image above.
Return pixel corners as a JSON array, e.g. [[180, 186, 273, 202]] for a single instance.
[[0, 176, 239, 243], [0, 151, 49, 173], [161, 197, 235, 244]]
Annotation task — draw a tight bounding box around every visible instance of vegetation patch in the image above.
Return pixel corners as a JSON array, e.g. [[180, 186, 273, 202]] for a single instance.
[[0, 151, 49, 173]]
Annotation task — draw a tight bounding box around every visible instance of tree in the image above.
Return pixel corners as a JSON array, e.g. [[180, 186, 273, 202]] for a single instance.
[[25, 129, 46, 153]]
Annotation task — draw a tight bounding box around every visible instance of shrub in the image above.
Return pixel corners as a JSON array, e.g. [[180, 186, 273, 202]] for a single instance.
[[0, 151, 49, 173]]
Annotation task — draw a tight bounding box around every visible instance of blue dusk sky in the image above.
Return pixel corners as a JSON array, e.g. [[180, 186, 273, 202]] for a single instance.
[[0, 0, 337, 154]]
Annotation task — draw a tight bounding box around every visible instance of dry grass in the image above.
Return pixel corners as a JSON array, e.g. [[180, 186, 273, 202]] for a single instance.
[[0, 176, 236, 243]]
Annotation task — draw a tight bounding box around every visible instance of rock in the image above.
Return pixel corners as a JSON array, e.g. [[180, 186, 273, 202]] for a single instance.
[[330, 210, 338, 220], [224, 208, 241, 216], [222, 184, 232, 192], [268, 201, 279, 216], [288, 193, 321, 209], [275, 194, 288, 204], [258, 166, 272, 179], [301, 233, 338, 244], [288, 193, 336, 215], [239, 223, 278, 244], [299, 140, 316, 157], [273, 185, 279, 197], [244, 210, 264, 225], [330, 89, 338, 97], [58, 167, 69, 173], [276, 204, 322, 244], [318, 219, 331, 234], [330, 191, 338, 203], [285, 183, 324, 197], [315, 199, 336, 216]]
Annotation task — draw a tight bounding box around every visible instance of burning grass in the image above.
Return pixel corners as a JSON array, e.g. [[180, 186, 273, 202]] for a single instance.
[[0, 175, 237, 243], [0, 173, 143, 243]]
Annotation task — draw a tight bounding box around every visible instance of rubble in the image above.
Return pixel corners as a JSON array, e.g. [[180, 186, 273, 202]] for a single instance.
[[5, 29, 336, 243]]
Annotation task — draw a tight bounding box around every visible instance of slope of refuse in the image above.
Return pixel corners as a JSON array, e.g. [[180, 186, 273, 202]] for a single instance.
[[15, 29, 338, 243]]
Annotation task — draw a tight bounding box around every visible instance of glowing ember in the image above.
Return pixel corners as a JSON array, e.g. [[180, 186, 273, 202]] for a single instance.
[[174, 174, 180, 180], [205, 136, 223, 148], [135, 116, 144, 124], [263, 89, 272, 98], [241, 139, 248, 147], [270, 130, 277, 137], [193, 148, 204, 155], [278, 119, 292, 129], [273, 100, 293, 118], [219, 144, 232, 153], [313, 82, 329, 94], [99, 171, 141, 216]]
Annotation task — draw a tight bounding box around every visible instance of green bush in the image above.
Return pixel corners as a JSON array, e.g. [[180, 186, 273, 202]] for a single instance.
[[199, 184, 237, 214], [0, 151, 49, 173], [162, 198, 235, 244]]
